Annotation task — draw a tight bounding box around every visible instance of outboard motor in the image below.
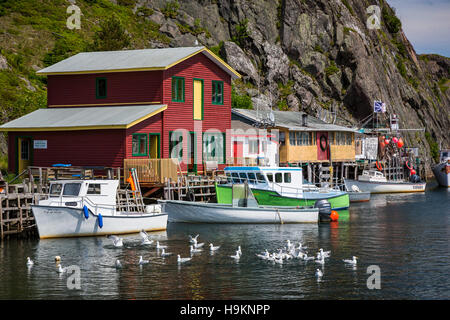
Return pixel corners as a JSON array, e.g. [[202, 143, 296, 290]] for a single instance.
[[410, 174, 421, 183], [314, 199, 332, 222]]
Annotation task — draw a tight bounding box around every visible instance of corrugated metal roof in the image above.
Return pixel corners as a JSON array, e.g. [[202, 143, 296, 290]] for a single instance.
[[232, 108, 357, 132], [36, 46, 241, 79], [0, 105, 167, 131]]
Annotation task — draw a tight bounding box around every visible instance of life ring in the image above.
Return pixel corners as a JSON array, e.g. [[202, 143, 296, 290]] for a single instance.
[[376, 161, 383, 171], [319, 135, 328, 152], [405, 160, 413, 170]]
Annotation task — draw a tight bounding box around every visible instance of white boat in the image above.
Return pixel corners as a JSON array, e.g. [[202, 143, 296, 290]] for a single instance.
[[344, 170, 426, 194], [32, 179, 167, 239], [346, 185, 371, 202], [432, 150, 450, 187], [159, 184, 319, 224]]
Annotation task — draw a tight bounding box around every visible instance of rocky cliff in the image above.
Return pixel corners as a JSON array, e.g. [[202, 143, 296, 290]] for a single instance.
[[144, 0, 449, 174], [0, 0, 448, 175]]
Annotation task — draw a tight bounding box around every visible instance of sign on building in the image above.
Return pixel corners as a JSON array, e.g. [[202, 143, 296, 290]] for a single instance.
[[33, 140, 47, 149]]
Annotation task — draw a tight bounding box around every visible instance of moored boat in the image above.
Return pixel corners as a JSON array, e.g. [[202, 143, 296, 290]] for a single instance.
[[32, 179, 167, 239], [159, 184, 320, 224], [344, 170, 426, 194], [432, 150, 450, 187], [216, 166, 349, 210]]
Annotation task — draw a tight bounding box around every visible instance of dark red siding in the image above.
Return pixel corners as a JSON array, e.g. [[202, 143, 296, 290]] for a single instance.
[[8, 130, 126, 172], [161, 53, 232, 172], [125, 112, 163, 159], [47, 71, 163, 106]]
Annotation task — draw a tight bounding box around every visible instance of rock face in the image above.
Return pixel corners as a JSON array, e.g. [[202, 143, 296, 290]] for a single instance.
[[139, 0, 449, 174]]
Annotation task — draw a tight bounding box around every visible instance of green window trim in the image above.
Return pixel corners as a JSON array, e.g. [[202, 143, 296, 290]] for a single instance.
[[203, 132, 226, 164], [172, 76, 185, 102], [169, 131, 184, 161], [132, 133, 148, 157], [96, 77, 107, 99], [212, 80, 224, 105]]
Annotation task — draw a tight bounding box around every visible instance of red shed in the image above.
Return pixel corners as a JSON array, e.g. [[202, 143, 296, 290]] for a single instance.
[[0, 47, 241, 175]]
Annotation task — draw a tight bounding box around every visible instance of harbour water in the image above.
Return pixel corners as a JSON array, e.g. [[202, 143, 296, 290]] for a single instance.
[[0, 183, 448, 300]]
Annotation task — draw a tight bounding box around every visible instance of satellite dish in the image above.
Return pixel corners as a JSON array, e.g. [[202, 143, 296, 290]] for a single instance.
[[269, 111, 275, 123]]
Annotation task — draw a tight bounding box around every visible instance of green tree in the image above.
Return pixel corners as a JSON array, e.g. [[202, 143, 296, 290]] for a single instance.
[[91, 14, 131, 51]]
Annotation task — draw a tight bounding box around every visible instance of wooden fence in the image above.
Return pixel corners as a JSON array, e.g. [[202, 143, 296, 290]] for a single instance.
[[123, 158, 180, 184]]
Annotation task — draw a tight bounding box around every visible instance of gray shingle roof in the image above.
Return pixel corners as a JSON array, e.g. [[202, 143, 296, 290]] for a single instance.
[[36, 46, 240, 79], [232, 108, 357, 132], [0, 105, 167, 131]]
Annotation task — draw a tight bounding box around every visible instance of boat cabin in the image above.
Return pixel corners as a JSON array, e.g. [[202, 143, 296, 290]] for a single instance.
[[439, 150, 450, 163], [41, 180, 119, 215], [358, 170, 387, 182], [224, 166, 305, 197]]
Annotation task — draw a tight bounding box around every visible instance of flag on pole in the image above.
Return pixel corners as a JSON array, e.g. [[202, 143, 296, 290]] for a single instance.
[[374, 101, 383, 113]]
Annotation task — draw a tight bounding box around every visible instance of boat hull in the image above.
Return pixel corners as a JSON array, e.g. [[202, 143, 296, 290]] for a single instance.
[[344, 179, 426, 194], [348, 191, 371, 202], [159, 200, 319, 224], [215, 184, 349, 210], [32, 205, 168, 239], [432, 163, 450, 187]]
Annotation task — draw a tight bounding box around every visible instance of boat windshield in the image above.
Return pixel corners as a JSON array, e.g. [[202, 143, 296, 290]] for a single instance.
[[62, 183, 82, 196], [256, 172, 266, 184], [49, 184, 63, 197], [247, 172, 257, 184]]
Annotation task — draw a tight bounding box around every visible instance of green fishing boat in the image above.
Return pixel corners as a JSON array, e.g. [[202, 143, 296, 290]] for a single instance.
[[216, 167, 349, 210]]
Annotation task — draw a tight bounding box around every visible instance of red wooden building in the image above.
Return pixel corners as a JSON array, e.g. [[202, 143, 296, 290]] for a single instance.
[[0, 47, 240, 175]]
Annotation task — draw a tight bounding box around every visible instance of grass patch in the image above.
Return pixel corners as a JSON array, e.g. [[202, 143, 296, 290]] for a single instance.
[[382, 6, 402, 34], [325, 61, 340, 77], [425, 131, 439, 163], [232, 84, 253, 109], [341, 0, 354, 16]]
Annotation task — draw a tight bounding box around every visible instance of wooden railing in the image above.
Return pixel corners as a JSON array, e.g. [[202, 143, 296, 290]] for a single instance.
[[123, 159, 179, 184]]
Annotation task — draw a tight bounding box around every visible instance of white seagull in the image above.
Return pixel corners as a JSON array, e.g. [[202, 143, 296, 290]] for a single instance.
[[192, 239, 205, 248], [115, 259, 122, 269], [160, 248, 173, 257], [156, 241, 167, 249], [26, 257, 34, 266], [190, 245, 203, 253], [140, 230, 153, 245], [138, 256, 149, 265], [319, 248, 331, 258], [315, 269, 323, 278], [56, 264, 66, 273], [209, 243, 220, 251], [189, 234, 199, 243], [237, 246, 242, 255], [177, 255, 192, 263], [107, 235, 124, 247], [315, 256, 325, 265], [343, 256, 358, 265], [230, 251, 241, 260]]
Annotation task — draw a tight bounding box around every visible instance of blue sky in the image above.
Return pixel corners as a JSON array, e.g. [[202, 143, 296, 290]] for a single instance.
[[387, 0, 450, 57]]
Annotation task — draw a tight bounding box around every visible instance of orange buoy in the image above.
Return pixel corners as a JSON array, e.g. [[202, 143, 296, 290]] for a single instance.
[[410, 169, 416, 175], [397, 138, 404, 148], [330, 210, 339, 221]]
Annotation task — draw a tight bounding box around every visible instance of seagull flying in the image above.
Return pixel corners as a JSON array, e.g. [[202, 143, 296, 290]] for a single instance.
[[140, 230, 153, 245], [189, 234, 199, 243], [107, 235, 123, 247]]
